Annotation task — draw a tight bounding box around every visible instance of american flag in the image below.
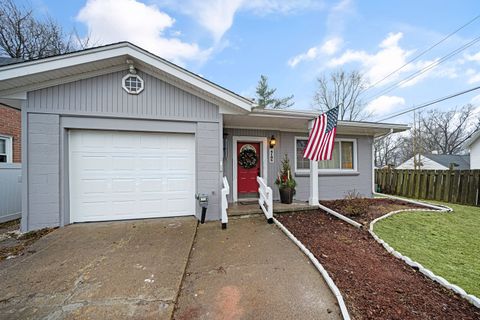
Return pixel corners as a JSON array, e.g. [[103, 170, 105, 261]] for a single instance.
[[303, 106, 339, 161]]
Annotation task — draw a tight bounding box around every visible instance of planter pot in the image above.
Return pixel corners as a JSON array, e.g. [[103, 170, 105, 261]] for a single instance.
[[279, 187, 294, 204]]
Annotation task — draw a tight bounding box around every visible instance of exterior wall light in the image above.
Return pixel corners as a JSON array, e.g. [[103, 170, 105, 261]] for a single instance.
[[269, 135, 276, 148]]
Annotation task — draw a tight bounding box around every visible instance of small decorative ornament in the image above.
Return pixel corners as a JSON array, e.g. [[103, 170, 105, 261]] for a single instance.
[[238, 144, 258, 169]]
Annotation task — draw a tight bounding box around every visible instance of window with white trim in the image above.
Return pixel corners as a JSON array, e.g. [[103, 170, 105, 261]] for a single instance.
[[0, 136, 12, 163], [295, 137, 357, 172], [122, 74, 144, 94]]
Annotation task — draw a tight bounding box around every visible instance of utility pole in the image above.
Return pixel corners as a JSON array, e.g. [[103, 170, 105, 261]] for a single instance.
[[413, 111, 418, 170]]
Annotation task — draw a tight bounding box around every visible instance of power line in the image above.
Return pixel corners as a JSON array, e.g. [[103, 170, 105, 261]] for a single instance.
[[378, 85, 480, 122], [365, 34, 480, 103], [361, 14, 480, 95]]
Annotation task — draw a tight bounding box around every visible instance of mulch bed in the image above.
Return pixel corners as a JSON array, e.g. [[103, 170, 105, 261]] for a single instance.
[[320, 198, 427, 226], [276, 210, 480, 320], [0, 219, 55, 261]]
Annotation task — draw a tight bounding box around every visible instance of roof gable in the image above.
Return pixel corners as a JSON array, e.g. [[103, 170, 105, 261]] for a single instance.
[[0, 42, 252, 114]]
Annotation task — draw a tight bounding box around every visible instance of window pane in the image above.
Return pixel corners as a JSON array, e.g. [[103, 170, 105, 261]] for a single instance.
[[318, 142, 340, 169], [296, 139, 310, 170], [341, 141, 354, 169], [0, 139, 5, 154]]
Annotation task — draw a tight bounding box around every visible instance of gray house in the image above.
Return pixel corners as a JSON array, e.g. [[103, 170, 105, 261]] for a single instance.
[[0, 42, 408, 231]]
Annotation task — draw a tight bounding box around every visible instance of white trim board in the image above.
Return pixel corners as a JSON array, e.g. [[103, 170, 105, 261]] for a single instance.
[[232, 136, 268, 202], [0, 135, 13, 163]]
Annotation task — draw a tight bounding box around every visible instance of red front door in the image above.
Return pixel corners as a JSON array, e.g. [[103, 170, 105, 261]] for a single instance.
[[237, 142, 261, 195]]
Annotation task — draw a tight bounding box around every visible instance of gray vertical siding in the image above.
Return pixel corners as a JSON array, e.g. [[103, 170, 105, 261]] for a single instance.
[[224, 128, 373, 202], [23, 68, 223, 231], [26, 70, 219, 122], [27, 113, 60, 230], [0, 164, 22, 223]]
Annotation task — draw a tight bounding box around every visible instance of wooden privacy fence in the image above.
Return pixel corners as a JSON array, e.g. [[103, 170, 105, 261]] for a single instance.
[[375, 169, 480, 206]]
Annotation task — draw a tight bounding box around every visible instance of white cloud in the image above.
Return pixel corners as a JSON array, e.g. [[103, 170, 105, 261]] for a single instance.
[[77, 0, 211, 65], [365, 95, 406, 115], [288, 37, 343, 67], [465, 51, 480, 63], [160, 0, 324, 42], [466, 69, 480, 84], [328, 32, 420, 85], [471, 94, 480, 106]]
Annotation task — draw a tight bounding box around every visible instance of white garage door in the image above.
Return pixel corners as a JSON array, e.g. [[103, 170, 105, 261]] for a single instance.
[[69, 130, 195, 222]]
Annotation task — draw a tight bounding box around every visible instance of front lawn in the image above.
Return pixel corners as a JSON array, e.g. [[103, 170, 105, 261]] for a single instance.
[[374, 201, 480, 297]]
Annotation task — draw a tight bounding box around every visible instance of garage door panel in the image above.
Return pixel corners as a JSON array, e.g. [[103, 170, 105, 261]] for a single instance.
[[140, 134, 168, 149], [81, 179, 109, 194], [112, 156, 135, 170], [139, 178, 165, 192], [70, 130, 195, 223], [112, 179, 136, 193]]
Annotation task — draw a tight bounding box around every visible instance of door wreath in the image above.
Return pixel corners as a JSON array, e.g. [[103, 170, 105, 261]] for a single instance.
[[238, 144, 258, 169]]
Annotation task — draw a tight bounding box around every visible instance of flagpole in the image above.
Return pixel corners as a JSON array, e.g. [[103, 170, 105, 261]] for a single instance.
[[308, 119, 320, 206]]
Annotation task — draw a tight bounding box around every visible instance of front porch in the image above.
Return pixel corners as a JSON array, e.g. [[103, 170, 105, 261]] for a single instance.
[[227, 200, 318, 216]]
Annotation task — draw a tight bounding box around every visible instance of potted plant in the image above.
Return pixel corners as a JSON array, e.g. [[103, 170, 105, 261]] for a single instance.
[[275, 154, 296, 204]]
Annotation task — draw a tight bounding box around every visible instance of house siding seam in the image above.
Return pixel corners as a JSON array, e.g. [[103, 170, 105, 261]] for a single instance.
[[0, 104, 21, 163], [23, 68, 223, 231], [224, 128, 373, 202]]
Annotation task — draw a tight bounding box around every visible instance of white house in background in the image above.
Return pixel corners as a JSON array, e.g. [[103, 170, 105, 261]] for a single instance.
[[467, 130, 480, 169], [396, 153, 470, 170]]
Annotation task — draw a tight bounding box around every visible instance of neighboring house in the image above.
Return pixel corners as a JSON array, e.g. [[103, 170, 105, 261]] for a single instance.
[[467, 130, 480, 169], [0, 103, 21, 163], [396, 153, 470, 170], [0, 42, 408, 232]]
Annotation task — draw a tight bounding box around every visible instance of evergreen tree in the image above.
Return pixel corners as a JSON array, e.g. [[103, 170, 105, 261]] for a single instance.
[[255, 75, 294, 109]]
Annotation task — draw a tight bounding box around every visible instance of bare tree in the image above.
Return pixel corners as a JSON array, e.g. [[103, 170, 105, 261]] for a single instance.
[[312, 70, 369, 121], [418, 104, 479, 155], [0, 0, 92, 60], [374, 134, 402, 167]]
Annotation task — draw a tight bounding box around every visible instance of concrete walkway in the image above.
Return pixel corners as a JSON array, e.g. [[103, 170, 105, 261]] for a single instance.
[[0, 217, 197, 320], [173, 216, 341, 320]]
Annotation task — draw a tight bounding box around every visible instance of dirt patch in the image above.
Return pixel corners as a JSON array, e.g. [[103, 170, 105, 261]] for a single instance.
[[320, 198, 426, 226], [0, 219, 55, 261], [277, 211, 480, 320]]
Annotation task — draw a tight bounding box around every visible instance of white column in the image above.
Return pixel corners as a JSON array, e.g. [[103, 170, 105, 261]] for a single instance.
[[307, 119, 319, 206], [309, 160, 319, 205]]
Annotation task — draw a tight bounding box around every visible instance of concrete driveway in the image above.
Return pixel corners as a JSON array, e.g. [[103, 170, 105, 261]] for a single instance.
[[173, 216, 341, 320], [0, 217, 197, 319], [0, 215, 341, 320]]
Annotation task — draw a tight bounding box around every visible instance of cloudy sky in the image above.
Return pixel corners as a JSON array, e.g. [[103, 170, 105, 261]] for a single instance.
[[24, 0, 480, 124]]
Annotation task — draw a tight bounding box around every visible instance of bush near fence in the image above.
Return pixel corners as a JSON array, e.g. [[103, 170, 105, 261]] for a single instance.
[[375, 169, 480, 206]]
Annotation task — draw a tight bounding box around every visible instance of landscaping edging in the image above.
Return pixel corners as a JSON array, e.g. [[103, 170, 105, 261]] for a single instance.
[[318, 203, 362, 228], [273, 217, 351, 320], [369, 206, 480, 309]]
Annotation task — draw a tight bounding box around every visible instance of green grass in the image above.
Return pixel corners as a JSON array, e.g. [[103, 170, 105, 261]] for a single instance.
[[374, 200, 480, 297]]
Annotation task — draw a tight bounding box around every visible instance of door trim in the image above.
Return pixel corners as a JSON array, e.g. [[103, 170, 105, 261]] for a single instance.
[[232, 136, 268, 202]]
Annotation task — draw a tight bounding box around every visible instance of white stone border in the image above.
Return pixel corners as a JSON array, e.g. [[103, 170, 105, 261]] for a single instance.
[[369, 205, 480, 309], [373, 192, 451, 212], [273, 218, 351, 320], [318, 203, 363, 228]]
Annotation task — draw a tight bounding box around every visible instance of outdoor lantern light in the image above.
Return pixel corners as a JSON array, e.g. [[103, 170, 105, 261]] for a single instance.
[[269, 135, 276, 148]]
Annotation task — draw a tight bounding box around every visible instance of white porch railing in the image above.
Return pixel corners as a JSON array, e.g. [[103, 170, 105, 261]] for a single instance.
[[257, 176, 273, 223], [221, 176, 230, 229]]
